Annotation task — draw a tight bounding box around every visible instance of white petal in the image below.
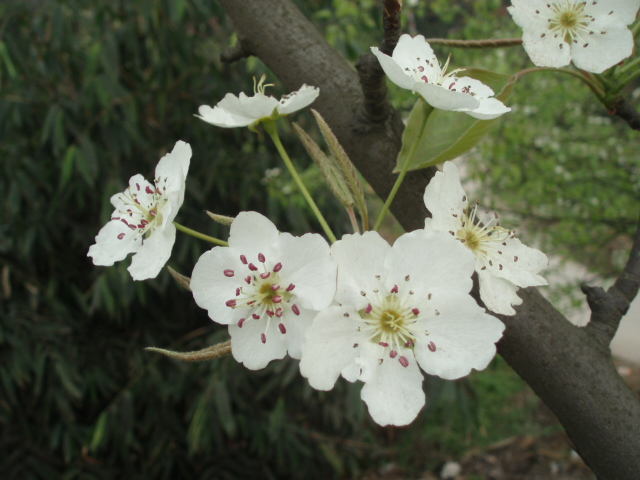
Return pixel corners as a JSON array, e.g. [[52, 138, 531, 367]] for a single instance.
[[229, 316, 287, 369], [127, 222, 176, 280], [88, 219, 141, 266], [386, 230, 475, 297], [508, 1, 553, 28], [299, 305, 367, 390], [371, 46, 417, 90], [228, 211, 280, 263], [453, 76, 495, 99], [277, 85, 319, 115], [423, 161, 467, 222], [281, 306, 318, 360], [158, 140, 191, 182], [570, 26, 634, 73], [478, 269, 522, 316], [411, 293, 504, 380], [486, 237, 548, 288], [191, 247, 247, 325], [587, 0, 640, 25], [359, 343, 425, 426], [112, 174, 154, 210], [463, 97, 511, 120], [331, 232, 390, 310], [392, 34, 436, 71], [196, 92, 278, 128], [272, 232, 336, 311], [521, 27, 572, 68], [413, 82, 480, 111]]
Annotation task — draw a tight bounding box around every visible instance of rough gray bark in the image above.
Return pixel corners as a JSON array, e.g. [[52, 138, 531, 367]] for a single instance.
[[216, 1, 640, 478]]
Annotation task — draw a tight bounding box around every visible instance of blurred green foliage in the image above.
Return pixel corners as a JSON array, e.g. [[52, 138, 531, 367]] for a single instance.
[[1, 0, 636, 478]]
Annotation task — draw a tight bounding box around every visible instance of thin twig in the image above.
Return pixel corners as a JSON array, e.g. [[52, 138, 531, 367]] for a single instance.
[[608, 97, 640, 131], [424, 38, 523, 48]]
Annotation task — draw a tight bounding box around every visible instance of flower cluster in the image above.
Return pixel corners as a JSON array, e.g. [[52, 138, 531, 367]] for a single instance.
[[508, 0, 640, 73]]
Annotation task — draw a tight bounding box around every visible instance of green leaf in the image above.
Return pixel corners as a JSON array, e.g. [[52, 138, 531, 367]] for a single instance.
[[395, 68, 517, 172], [58, 145, 76, 190], [89, 411, 109, 452]]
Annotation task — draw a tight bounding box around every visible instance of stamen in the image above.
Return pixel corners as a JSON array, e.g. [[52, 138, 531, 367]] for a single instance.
[[390, 350, 398, 358], [253, 313, 260, 319], [428, 341, 437, 352], [240, 255, 248, 264], [248, 263, 258, 271], [286, 283, 295, 292], [391, 285, 399, 294], [273, 262, 282, 272], [258, 253, 266, 263], [238, 318, 246, 328], [292, 304, 300, 315], [398, 356, 409, 368], [365, 304, 373, 314], [278, 323, 286, 334], [226, 300, 236, 307], [224, 269, 234, 277], [271, 284, 280, 291], [260, 272, 271, 279], [261, 333, 267, 344], [412, 308, 420, 315]]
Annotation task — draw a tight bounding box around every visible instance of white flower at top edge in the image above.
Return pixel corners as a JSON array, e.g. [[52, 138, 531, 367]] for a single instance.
[[88, 141, 191, 281], [196, 75, 320, 129], [423, 162, 549, 316], [508, 0, 640, 73], [299, 230, 505, 427], [371, 34, 511, 120], [190, 211, 337, 370]]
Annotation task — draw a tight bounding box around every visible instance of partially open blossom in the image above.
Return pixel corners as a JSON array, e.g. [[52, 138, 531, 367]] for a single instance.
[[88, 141, 191, 281], [423, 162, 549, 316], [196, 75, 319, 129], [508, 0, 640, 73], [299, 230, 504, 426], [190, 211, 337, 370], [371, 34, 511, 120]]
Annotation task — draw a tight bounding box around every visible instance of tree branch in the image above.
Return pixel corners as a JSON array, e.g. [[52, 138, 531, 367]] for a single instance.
[[584, 213, 640, 345], [217, 1, 640, 478], [425, 37, 523, 48], [609, 96, 640, 131]]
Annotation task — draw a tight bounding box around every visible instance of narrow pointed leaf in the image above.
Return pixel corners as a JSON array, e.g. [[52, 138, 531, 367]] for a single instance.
[[145, 340, 231, 362], [293, 122, 355, 207]]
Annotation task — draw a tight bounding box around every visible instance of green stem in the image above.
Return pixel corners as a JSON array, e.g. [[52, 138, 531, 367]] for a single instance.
[[615, 67, 640, 90], [263, 120, 337, 243], [373, 101, 434, 231], [515, 66, 605, 100], [632, 20, 640, 38], [615, 56, 640, 76], [174, 222, 228, 246]]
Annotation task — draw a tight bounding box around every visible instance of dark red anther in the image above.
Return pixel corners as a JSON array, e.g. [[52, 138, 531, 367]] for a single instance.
[[258, 253, 266, 263], [292, 304, 300, 315], [149, 209, 156, 217], [252, 313, 260, 320], [421, 75, 429, 82], [260, 272, 270, 279], [226, 300, 236, 307], [365, 303, 373, 314], [245, 276, 251, 285], [278, 323, 286, 334], [128, 224, 136, 230], [240, 255, 248, 264], [271, 284, 280, 291], [136, 183, 141, 191], [390, 350, 398, 358], [412, 308, 420, 315], [248, 263, 258, 271], [272, 295, 282, 303], [379, 342, 389, 347], [267, 310, 275, 317], [137, 224, 145, 229], [117, 233, 125, 240], [286, 283, 295, 292], [275, 308, 283, 318], [224, 269, 234, 277], [391, 285, 399, 294], [140, 219, 148, 226], [145, 186, 154, 194], [238, 318, 246, 328], [405, 340, 413, 348], [236, 288, 241, 296], [428, 341, 436, 352], [449, 82, 456, 90], [399, 356, 409, 368], [261, 333, 267, 344], [273, 262, 282, 272]]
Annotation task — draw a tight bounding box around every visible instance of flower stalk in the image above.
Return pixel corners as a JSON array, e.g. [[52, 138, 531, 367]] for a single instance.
[[174, 221, 228, 246], [263, 119, 337, 243]]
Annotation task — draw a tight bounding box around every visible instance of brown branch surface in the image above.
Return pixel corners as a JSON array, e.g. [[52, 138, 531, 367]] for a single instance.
[[610, 96, 640, 131], [424, 37, 523, 48], [217, 1, 640, 478]]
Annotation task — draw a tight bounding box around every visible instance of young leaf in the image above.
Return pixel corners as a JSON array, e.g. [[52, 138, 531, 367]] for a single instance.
[[395, 69, 517, 172]]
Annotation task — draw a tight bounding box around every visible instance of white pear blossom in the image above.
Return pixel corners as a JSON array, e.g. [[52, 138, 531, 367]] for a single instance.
[[508, 0, 640, 73], [423, 162, 549, 316], [196, 75, 319, 129], [299, 230, 505, 427], [371, 34, 511, 120], [88, 141, 191, 281], [190, 211, 337, 370]]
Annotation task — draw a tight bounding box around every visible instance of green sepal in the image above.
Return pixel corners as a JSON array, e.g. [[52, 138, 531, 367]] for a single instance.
[[395, 68, 517, 172]]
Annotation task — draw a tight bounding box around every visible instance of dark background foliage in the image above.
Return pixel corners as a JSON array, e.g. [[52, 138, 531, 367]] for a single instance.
[[1, 0, 637, 478]]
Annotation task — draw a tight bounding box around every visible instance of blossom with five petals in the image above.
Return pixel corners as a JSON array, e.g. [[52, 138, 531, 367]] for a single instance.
[[299, 230, 505, 426], [508, 0, 640, 73], [196, 75, 320, 129], [423, 162, 549, 316], [88, 141, 191, 281], [190, 212, 337, 370], [371, 34, 511, 120]]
